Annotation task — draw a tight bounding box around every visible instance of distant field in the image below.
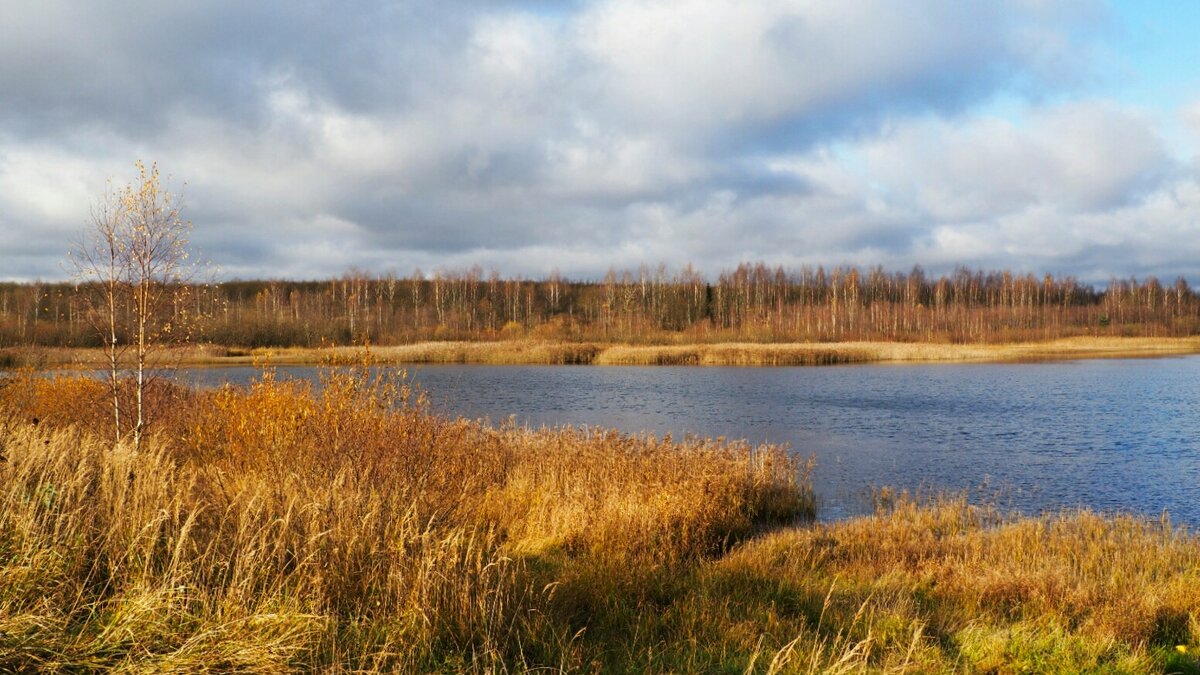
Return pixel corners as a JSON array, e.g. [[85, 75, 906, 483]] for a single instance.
[[6, 335, 1200, 369]]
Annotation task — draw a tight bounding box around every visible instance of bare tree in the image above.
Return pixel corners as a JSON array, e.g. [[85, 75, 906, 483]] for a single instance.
[[71, 181, 130, 446], [71, 162, 196, 450]]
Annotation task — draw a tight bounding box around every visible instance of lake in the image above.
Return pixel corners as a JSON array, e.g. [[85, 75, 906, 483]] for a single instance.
[[181, 357, 1200, 523]]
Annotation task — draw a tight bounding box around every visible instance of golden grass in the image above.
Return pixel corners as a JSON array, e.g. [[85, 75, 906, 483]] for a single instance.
[[592, 337, 1200, 365], [0, 365, 811, 671], [706, 492, 1200, 673], [8, 335, 1200, 370], [1, 365, 1198, 672]]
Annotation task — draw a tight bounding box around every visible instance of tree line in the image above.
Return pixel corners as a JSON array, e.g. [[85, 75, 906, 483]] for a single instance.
[[2, 263, 1197, 347]]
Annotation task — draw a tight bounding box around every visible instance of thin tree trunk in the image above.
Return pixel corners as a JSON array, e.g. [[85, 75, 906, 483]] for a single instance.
[[134, 279, 147, 452], [107, 242, 122, 447]]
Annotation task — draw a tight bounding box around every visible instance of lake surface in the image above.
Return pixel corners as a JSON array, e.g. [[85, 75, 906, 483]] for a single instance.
[[181, 357, 1200, 523]]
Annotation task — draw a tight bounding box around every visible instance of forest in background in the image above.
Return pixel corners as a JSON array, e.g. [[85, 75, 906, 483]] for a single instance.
[[2, 263, 1198, 348]]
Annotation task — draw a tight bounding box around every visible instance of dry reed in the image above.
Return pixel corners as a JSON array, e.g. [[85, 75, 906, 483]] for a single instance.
[[0, 363, 812, 671], [0, 362, 1196, 672], [9, 336, 1200, 371]]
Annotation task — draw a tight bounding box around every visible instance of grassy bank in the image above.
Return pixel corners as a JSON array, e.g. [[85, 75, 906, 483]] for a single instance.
[[6, 335, 1200, 370], [1, 370, 1198, 672], [0, 368, 810, 671], [591, 336, 1200, 365]]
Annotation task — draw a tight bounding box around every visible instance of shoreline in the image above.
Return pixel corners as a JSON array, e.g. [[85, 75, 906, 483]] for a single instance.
[[4, 374, 1199, 671], [5, 335, 1200, 369]]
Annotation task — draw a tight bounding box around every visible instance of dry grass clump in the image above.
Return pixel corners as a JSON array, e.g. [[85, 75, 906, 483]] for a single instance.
[[368, 341, 603, 365], [0, 362, 811, 671], [702, 492, 1200, 673], [186, 341, 606, 366], [479, 428, 812, 564], [594, 343, 866, 366], [0, 423, 527, 671]]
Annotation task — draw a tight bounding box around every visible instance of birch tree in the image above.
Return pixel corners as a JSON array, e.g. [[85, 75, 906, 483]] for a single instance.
[[71, 162, 195, 450]]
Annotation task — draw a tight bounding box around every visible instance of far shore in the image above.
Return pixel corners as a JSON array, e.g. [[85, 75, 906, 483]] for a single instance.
[[6, 335, 1200, 369]]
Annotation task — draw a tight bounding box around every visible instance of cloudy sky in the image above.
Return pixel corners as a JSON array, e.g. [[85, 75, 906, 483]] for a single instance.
[[2, 0, 1199, 283]]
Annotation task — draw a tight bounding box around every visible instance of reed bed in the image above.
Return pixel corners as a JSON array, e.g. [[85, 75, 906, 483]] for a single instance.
[[8, 336, 1200, 370], [0, 364, 811, 671], [366, 341, 603, 365], [591, 337, 1200, 366]]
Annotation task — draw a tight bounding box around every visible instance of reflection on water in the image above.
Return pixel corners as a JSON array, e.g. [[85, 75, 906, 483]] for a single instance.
[[180, 357, 1200, 523]]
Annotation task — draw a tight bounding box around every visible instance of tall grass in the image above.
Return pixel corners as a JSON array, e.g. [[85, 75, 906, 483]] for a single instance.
[[1, 363, 1197, 672], [708, 493, 1200, 673], [0, 363, 811, 671]]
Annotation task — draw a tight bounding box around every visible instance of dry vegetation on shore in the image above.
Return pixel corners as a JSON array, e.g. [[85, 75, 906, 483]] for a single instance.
[[0, 366, 1197, 672], [589, 336, 1200, 366], [6, 335, 1200, 370], [0, 365, 810, 671]]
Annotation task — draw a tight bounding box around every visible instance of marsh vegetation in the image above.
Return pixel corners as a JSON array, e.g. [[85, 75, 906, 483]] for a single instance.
[[7, 335, 1200, 371], [0, 363, 1196, 672]]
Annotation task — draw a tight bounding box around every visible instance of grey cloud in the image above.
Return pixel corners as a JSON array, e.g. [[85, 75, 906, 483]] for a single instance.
[[1, 0, 1097, 147], [0, 1, 479, 138], [0, 219, 80, 280], [6, 0, 1199, 287]]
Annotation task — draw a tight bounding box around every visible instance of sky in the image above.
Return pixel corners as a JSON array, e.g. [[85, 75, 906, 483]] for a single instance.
[[2, 0, 1199, 283]]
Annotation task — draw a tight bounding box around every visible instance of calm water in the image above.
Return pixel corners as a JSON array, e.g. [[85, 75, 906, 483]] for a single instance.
[[181, 357, 1200, 523]]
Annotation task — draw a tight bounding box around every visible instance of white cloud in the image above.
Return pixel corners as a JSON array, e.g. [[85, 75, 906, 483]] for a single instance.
[[854, 102, 1172, 220], [0, 148, 100, 225], [5, 0, 1200, 285], [1185, 102, 1200, 134], [758, 100, 1200, 278], [575, 0, 1096, 143]]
